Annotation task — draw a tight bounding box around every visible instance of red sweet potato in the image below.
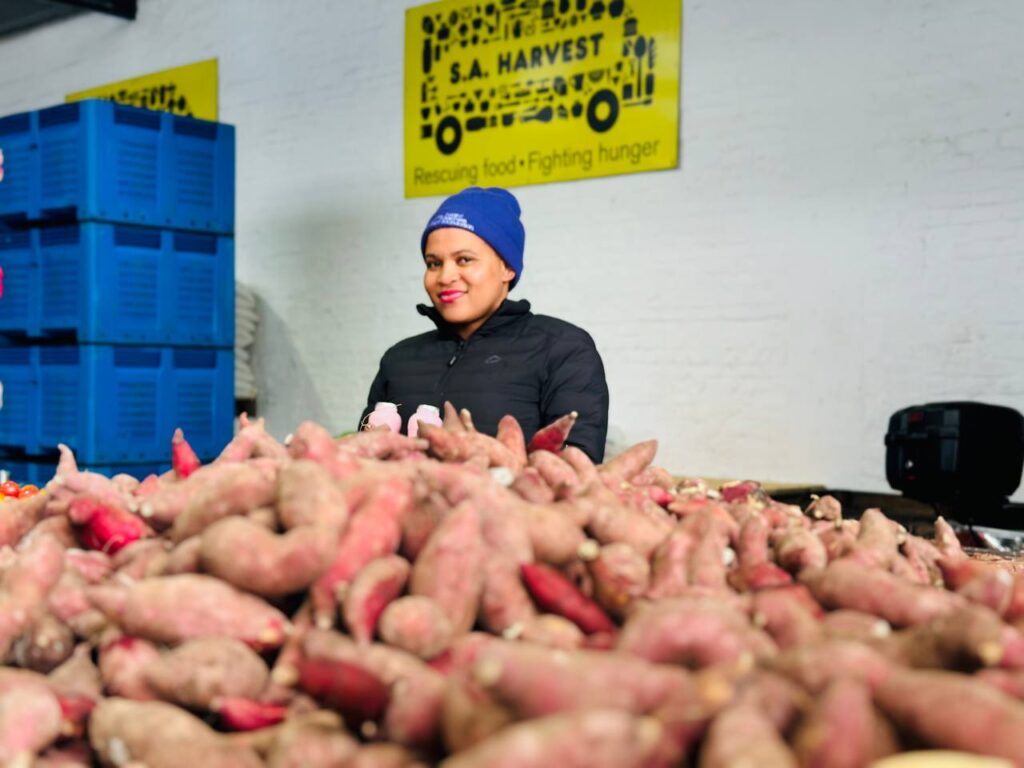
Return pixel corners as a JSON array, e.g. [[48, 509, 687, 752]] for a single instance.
[[213, 697, 288, 731], [172, 428, 202, 479], [302, 629, 446, 748], [311, 477, 412, 628], [521, 562, 616, 634], [343, 555, 411, 643], [527, 412, 577, 454], [68, 497, 149, 555]]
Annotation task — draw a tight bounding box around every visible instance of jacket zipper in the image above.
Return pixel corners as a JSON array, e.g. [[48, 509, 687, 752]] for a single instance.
[[436, 338, 467, 394]]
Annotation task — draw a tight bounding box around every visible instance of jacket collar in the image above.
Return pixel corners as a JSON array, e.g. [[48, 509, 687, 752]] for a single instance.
[[417, 298, 532, 339]]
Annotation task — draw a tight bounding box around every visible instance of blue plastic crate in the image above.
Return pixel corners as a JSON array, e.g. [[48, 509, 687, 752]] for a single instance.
[[0, 223, 234, 347], [0, 100, 234, 234], [0, 345, 232, 463], [1, 457, 168, 486]]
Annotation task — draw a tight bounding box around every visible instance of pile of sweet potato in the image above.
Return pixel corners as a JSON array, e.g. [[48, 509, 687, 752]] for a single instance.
[[2, 406, 1024, 767]]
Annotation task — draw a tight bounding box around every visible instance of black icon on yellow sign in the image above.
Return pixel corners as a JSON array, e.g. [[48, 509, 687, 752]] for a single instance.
[[418, 1, 656, 156]]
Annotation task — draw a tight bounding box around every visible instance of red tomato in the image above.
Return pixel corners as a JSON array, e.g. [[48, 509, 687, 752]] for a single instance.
[[17, 484, 39, 498], [0, 480, 20, 498]]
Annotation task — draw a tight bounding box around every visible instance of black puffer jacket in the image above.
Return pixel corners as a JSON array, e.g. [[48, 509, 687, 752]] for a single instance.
[[361, 299, 609, 462]]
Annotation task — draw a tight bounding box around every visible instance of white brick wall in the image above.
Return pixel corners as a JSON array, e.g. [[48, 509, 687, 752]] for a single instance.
[[1, 0, 1022, 499]]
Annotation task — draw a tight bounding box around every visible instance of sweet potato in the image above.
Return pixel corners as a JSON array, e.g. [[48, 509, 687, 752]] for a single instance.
[[802, 560, 966, 627], [477, 497, 533, 564], [495, 415, 528, 467], [172, 428, 202, 479], [874, 668, 1024, 761], [806, 494, 842, 522], [48, 643, 102, 701], [933, 516, 964, 559], [521, 562, 616, 634], [213, 697, 288, 731], [528, 450, 580, 496], [275, 459, 350, 531], [348, 743, 431, 768], [479, 557, 537, 634], [0, 534, 64, 657], [170, 462, 277, 542], [775, 523, 828, 575], [9, 611, 75, 672], [0, 683, 63, 763], [510, 467, 555, 504], [733, 670, 812, 734], [618, 597, 776, 668], [581, 541, 650, 618], [343, 555, 411, 643], [527, 412, 577, 454], [311, 477, 412, 628], [518, 503, 586, 565], [441, 708, 681, 768], [338, 428, 428, 461], [302, 629, 445, 748], [87, 574, 290, 648], [769, 639, 894, 693], [89, 697, 263, 768], [379, 596, 454, 659], [793, 677, 898, 768], [98, 636, 161, 700], [841, 508, 900, 570], [580, 491, 671, 559], [69, 496, 149, 555], [441, 672, 516, 752], [199, 516, 333, 597], [821, 610, 892, 643], [418, 422, 524, 471], [297, 656, 390, 725], [410, 501, 485, 634], [471, 639, 693, 717], [63, 549, 112, 584], [719, 479, 766, 504], [143, 637, 269, 710], [111, 538, 170, 581], [162, 534, 202, 576], [699, 700, 797, 768], [264, 714, 360, 768], [647, 529, 696, 599], [599, 440, 658, 481], [508, 613, 584, 649], [0, 492, 48, 547], [750, 587, 824, 649]]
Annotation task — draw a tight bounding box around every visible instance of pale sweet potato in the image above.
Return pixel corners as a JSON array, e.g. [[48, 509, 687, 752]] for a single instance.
[[441, 708, 681, 768], [170, 462, 277, 543], [478, 557, 537, 634], [275, 459, 350, 531], [410, 501, 485, 634], [199, 516, 334, 597], [793, 677, 898, 768], [143, 637, 269, 710], [698, 700, 797, 768], [0, 683, 63, 763], [379, 596, 454, 659], [87, 574, 290, 649]]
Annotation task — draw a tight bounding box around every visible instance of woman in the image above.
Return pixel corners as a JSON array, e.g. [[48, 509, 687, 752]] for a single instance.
[[362, 186, 610, 462]]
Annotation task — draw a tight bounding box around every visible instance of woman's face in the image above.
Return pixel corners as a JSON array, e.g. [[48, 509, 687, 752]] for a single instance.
[[423, 227, 516, 338]]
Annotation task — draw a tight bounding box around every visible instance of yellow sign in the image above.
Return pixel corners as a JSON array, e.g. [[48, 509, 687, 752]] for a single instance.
[[404, 0, 681, 197], [66, 59, 218, 120]]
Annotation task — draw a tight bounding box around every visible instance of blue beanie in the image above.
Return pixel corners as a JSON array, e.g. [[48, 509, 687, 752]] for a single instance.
[[421, 187, 525, 289]]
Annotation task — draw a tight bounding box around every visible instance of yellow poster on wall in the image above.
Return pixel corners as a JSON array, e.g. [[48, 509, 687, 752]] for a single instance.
[[66, 59, 218, 120], [404, 0, 681, 198]]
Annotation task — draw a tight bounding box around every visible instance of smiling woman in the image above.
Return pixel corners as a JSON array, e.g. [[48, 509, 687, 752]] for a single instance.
[[361, 186, 610, 461]]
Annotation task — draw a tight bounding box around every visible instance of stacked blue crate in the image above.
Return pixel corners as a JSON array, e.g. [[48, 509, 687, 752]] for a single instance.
[[0, 99, 235, 483]]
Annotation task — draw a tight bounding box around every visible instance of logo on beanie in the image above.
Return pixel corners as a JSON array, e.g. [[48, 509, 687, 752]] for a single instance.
[[429, 211, 475, 232]]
